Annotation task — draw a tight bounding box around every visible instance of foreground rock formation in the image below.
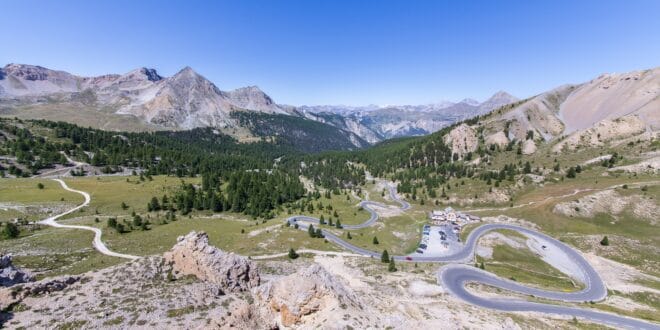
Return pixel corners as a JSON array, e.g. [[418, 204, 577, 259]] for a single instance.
[[256, 264, 362, 326], [0, 231, 606, 329], [163, 231, 260, 293]]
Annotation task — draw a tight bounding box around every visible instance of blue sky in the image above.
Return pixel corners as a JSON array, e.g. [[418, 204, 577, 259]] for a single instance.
[[1, 0, 658, 105]]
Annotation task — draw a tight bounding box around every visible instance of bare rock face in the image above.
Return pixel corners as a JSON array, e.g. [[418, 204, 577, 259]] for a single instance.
[[163, 231, 260, 293], [522, 139, 537, 155], [0, 254, 35, 287], [255, 264, 360, 327], [485, 131, 509, 148], [444, 123, 478, 159]]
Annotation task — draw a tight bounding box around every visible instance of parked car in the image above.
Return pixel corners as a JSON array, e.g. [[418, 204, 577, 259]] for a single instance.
[[416, 249, 424, 254], [419, 244, 427, 249]]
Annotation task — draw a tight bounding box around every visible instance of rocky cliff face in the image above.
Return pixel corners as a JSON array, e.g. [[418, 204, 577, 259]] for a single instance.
[[444, 124, 478, 159]]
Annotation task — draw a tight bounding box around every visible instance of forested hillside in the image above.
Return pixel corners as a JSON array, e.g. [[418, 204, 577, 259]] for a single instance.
[[230, 111, 368, 152]]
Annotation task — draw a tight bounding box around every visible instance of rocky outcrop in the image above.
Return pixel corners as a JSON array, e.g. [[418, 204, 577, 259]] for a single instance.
[[444, 124, 478, 159], [552, 115, 647, 152], [0, 254, 35, 287], [0, 275, 80, 310], [163, 231, 260, 293], [522, 139, 537, 155], [485, 131, 509, 148], [255, 264, 360, 327]]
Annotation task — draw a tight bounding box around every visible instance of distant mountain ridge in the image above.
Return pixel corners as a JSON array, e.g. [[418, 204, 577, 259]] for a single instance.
[[297, 91, 518, 142], [1, 63, 523, 147]]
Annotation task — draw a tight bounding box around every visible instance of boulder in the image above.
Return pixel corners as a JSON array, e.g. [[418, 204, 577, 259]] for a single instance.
[[0, 254, 35, 287], [163, 231, 260, 293]]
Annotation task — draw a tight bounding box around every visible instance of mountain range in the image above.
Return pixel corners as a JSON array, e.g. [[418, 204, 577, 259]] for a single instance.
[[297, 91, 518, 143], [0, 64, 516, 147]]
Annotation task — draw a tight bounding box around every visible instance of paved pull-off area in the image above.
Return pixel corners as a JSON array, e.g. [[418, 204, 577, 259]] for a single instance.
[[38, 179, 140, 260], [287, 183, 660, 330]]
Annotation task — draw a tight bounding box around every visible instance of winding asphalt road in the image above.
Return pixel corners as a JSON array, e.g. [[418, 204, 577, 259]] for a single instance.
[[38, 179, 139, 260], [287, 181, 660, 329]]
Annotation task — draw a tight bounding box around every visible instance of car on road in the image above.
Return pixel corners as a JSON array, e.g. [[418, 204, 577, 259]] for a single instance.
[[405, 256, 413, 261]]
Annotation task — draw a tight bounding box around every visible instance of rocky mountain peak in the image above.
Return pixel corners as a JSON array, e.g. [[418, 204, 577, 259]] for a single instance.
[[485, 90, 517, 104], [478, 90, 518, 112], [3, 64, 53, 81], [175, 66, 198, 77], [227, 85, 285, 113]]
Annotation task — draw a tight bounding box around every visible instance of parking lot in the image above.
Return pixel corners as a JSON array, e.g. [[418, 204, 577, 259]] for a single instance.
[[410, 224, 463, 257]]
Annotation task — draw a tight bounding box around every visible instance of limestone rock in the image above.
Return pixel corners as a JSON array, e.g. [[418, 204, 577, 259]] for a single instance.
[[522, 139, 537, 154], [485, 131, 509, 148], [255, 264, 360, 327], [163, 231, 260, 293], [444, 124, 478, 159]]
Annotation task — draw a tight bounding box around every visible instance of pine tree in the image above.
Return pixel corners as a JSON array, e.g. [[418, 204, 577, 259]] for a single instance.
[[315, 228, 324, 238], [373, 236, 379, 245], [600, 236, 609, 246], [567, 166, 577, 178], [2, 223, 20, 239], [347, 232, 352, 239], [288, 248, 299, 259], [381, 250, 389, 263], [479, 261, 485, 270], [388, 257, 397, 272], [308, 224, 316, 238], [335, 219, 342, 229], [319, 215, 325, 225]]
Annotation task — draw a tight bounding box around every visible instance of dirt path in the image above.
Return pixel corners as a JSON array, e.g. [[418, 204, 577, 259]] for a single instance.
[[38, 179, 139, 260]]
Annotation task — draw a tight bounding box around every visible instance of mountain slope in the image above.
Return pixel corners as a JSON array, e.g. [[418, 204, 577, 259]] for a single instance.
[[476, 67, 659, 152], [371, 66, 659, 166]]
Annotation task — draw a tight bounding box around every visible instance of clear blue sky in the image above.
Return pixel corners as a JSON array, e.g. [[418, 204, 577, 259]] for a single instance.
[[1, 0, 658, 105]]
